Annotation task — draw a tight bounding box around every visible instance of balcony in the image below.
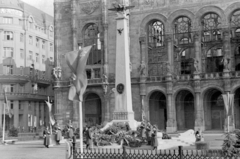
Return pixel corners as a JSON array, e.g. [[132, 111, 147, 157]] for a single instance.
[[0, 92, 53, 101], [0, 74, 29, 84]]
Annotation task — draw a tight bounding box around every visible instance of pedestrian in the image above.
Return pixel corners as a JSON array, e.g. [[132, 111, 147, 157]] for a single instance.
[[85, 127, 93, 149], [153, 129, 158, 150], [43, 126, 50, 148], [146, 126, 153, 145], [55, 126, 62, 145], [68, 125, 74, 141], [195, 129, 202, 142], [140, 125, 147, 143]]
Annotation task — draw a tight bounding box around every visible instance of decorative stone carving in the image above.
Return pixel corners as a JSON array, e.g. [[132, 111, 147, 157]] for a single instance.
[[80, 1, 100, 15], [138, 61, 146, 77], [193, 58, 199, 73], [222, 56, 230, 71]]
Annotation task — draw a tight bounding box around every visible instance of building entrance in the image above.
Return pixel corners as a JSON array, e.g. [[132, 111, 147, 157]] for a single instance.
[[84, 93, 102, 126], [175, 90, 194, 130], [149, 91, 167, 130]]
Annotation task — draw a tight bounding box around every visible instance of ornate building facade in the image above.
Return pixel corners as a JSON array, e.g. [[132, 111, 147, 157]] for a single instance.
[[54, 0, 240, 132], [0, 0, 54, 132]]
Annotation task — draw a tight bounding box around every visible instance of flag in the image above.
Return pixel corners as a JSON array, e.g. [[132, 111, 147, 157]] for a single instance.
[[3, 88, 12, 118], [45, 98, 55, 125], [222, 93, 235, 116], [65, 45, 93, 101]]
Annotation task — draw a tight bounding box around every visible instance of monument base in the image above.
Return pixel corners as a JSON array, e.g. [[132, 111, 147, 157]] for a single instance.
[[101, 119, 141, 131], [166, 126, 177, 133]]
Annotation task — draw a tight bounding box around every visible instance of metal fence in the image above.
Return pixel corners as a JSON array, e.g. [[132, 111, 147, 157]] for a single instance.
[[72, 146, 240, 159]]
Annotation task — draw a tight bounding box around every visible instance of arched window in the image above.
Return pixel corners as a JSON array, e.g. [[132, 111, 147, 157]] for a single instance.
[[148, 20, 166, 76], [201, 13, 221, 42], [230, 10, 240, 37], [206, 48, 223, 73], [174, 16, 192, 45], [235, 46, 240, 71], [84, 24, 102, 79]]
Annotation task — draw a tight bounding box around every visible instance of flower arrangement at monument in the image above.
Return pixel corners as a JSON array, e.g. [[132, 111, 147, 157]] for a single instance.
[[86, 121, 171, 148]]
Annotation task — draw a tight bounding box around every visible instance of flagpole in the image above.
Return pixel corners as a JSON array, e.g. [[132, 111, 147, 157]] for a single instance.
[[227, 92, 229, 133], [2, 102, 6, 144], [79, 101, 83, 154]]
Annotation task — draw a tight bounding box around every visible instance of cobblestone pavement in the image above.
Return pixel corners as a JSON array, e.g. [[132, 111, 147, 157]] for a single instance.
[[0, 133, 224, 159], [0, 140, 66, 159]]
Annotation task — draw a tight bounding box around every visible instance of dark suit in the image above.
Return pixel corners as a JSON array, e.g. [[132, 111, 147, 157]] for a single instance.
[[43, 130, 50, 148]]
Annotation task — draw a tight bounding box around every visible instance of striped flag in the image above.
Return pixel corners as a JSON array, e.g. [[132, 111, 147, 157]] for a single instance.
[[3, 88, 12, 118], [65, 45, 92, 101], [45, 97, 55, 125]]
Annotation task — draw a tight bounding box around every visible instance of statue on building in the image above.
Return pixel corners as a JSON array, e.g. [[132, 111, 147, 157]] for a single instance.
[[52, 67, 62, 80], [222, 56, 230, 71], [193, 58, 199, 73], [102, 74, 109, 94], [166, 62, 171, 74], [138, 61, 146, 77]]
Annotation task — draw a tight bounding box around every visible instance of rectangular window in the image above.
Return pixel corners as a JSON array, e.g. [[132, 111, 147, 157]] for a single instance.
[[10, 100, 13, 109], [3, 47, 13, 58], [29, 36, 33, 44], [10, 84, 14, 92], [42, 55, 45, 64], [3, 65, 13, 75], [50, 43, 53, 52], [36, 53, 39, 63], [20, 66, 24, 75], [3, 17, 13, 24], [20, 33, 24, 42], [20, 49, 24, 59], [36, 38, 39, 47], [42, 40, 45, 49], [4, 31, 13, 40], [29, 51, 33, 60]]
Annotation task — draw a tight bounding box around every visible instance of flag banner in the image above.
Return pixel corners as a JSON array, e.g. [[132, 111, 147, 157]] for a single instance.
[[45, 100, 55, 125], [65, 45, 93, 101], [3, 88, 7, 104], [31, 115, 33, 127], [222, 94, 228, 115], [222, 94, 235, 116], [229, 94, 234, 116]]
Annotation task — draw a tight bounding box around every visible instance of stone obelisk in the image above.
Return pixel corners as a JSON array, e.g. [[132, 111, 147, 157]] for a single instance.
[[109, 3, 138, 129]]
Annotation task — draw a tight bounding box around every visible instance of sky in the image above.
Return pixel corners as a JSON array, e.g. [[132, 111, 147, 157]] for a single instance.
[[21, 0, 54, 16]]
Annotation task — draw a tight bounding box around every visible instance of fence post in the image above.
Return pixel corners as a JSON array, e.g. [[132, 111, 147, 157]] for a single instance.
[[72, 139, 76, 158], [178, 146, 183, 159], [123, 146, 126, 159]]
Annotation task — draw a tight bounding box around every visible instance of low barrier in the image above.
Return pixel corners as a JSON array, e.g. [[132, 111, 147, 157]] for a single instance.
[[72, 145, 240, 159]]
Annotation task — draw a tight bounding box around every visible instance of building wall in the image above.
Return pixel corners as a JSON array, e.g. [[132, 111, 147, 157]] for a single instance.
[[54, 0, 240, 132], [0, 0, 54, 132]]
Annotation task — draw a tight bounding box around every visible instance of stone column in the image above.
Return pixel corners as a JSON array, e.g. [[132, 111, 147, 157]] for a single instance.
[[23, 101, 29, 132], [193, 73, 204, 131], [194, 33, 201, 72], [71, 0, 78, 51], [13, 101, 19, 128], [139, 36, 147, 120], [40, 102, 44, 127], [36, 102, 39, 130], [166, 35, 174, 71], [223, 29, 231, 70], [0, 101, 3, 128], [102, 0, 109, 76], [166, 74, 177, 133]]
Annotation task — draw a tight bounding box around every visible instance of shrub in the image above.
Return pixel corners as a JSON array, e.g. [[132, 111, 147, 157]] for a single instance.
[[222, 132, 238, 157], [8, 127, 18, 137]]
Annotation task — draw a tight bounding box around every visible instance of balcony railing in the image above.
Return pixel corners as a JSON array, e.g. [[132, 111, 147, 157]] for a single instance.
[[0, 92, 53, 101]]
